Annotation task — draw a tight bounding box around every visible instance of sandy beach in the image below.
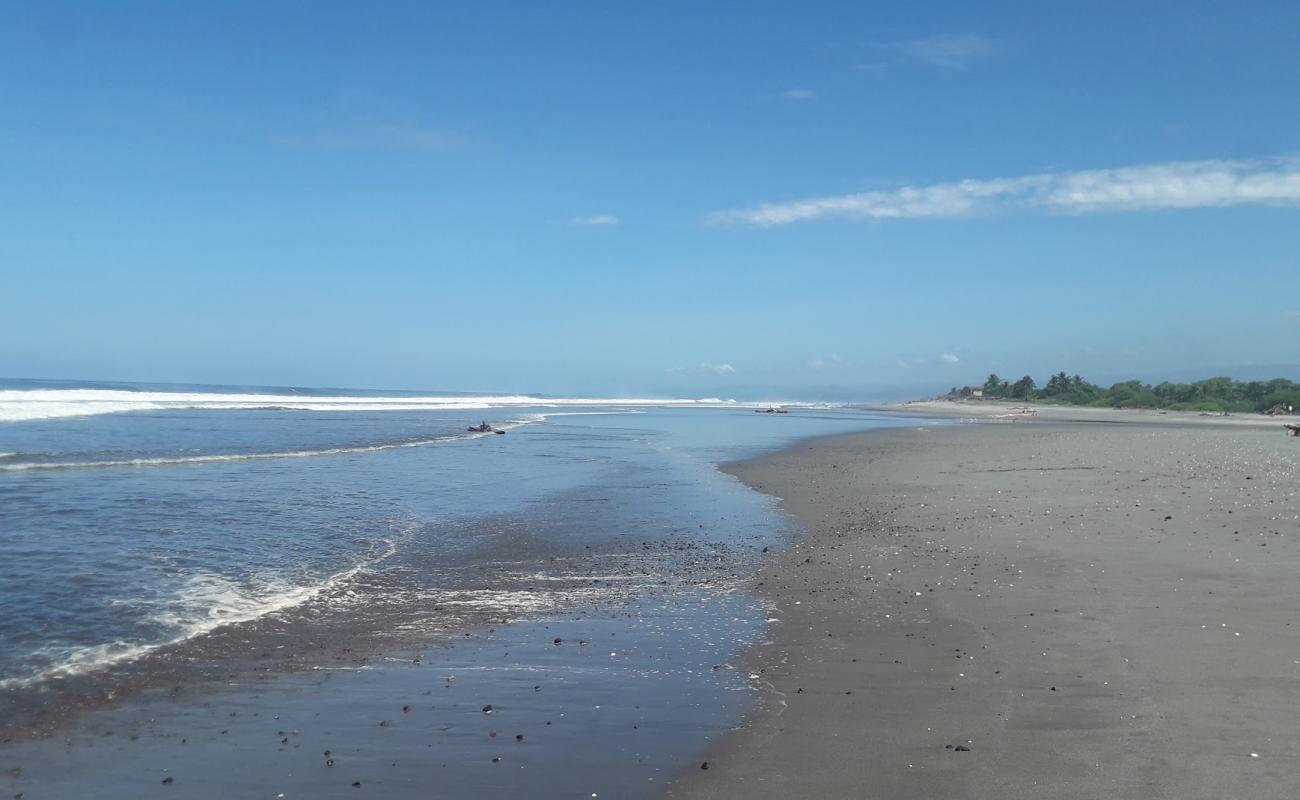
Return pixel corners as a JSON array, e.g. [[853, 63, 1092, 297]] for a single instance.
[[668, 411, 1300, 799]]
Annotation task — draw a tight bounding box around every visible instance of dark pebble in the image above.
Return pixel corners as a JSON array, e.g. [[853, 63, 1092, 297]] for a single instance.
[[161, 776, 174, 785], [352, 781, 361, 788], [700, 761, 709, 770], [955, 745, 971, 752]]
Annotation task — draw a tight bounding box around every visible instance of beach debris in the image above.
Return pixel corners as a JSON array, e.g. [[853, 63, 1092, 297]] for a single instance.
[[492, 757, 502, 763], [161, 776, 174, 785], [516, 734, 524, 742], [352, 781, 362, 788], [700, 761, 710, 770], [482, 704, 494, 715]]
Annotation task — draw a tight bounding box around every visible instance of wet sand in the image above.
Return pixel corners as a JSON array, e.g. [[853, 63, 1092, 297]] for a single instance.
[[0, 467, 786, 799], [669, 416, 1300, 799]]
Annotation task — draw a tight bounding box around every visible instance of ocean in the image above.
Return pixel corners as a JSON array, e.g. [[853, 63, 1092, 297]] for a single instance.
[[0, 378, 922, 797]]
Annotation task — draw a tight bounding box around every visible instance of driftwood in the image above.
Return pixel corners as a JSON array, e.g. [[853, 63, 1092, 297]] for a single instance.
[[1286, 423, 1300, 437]]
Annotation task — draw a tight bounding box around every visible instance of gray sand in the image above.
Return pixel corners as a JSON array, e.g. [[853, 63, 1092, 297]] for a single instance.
[[669, 418, 1300, 799]]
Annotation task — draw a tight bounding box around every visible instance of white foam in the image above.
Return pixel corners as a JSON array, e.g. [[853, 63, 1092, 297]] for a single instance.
[[0, 388, 772, 423], [0, 419, 534, 472], [0, 540, 398, 690]]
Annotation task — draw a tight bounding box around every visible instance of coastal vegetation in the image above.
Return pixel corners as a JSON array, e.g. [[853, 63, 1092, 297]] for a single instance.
[[952, 373, 1300, 414]]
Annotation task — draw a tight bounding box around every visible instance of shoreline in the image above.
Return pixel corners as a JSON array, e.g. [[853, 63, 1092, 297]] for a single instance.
[[1, 406, 863, 799], [865, 398, 1295, 429], [667, 415, 1300, 798]]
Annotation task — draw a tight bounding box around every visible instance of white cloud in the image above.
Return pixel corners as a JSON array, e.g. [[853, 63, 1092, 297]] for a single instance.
[[708, 155, 1300, 226], [308, 119, 466, 152], [782, 89, 816, 101], [568, 214, 620, 226], [877, 33, 1001, 70], [940, 353, 961, 364], [667, 362, 737, 376], [1284, 310, 1300, 321], [806, 355, 843, 371]]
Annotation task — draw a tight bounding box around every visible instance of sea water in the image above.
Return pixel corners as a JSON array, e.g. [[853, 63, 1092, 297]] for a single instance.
[[0, 379, 914, 727]]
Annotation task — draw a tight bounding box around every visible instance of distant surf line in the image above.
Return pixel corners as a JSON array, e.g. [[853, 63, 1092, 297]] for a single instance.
[[0, 388, 750, 423]]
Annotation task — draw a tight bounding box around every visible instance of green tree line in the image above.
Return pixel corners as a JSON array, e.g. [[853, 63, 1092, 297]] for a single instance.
[[950, 372, 1300, 413]]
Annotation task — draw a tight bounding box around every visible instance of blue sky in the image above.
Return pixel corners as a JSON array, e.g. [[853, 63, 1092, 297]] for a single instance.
[[2, 1, 1298, 398]]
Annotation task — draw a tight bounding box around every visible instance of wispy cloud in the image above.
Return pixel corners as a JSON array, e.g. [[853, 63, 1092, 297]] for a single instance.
[[782, 89, 817, 101], [708, 155, 1300, 226], [303, 119, 468, 152], [940, 353, 961, 364], [568, 214, 620, 227], [876, 33, 1001, 70], [1285, 310, 1300, 322], [805, 355, 843, 371], [667, 362, 736, 376]]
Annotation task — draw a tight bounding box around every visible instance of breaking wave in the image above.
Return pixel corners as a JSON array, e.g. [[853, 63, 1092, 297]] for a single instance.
[[0, 388, 754, 423], [0, 418, 537, 472]]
